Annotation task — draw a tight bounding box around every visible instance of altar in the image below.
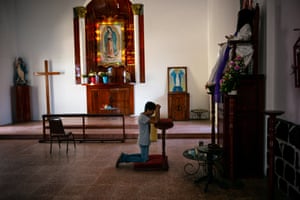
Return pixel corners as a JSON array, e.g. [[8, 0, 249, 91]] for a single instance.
[[86, 83, 134, 115], [73, 0, 146, 115]]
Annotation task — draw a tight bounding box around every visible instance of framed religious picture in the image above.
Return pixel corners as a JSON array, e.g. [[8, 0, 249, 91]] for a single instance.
[[96, 22, 125, 66], [168, 66, 187, 93]]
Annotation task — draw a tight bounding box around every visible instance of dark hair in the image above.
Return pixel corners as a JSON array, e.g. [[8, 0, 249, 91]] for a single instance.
[[236, 9, 254, 32], [144, 101, 156, 112]]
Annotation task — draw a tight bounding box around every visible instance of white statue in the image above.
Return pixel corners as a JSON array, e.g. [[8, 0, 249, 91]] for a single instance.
[[14, 57, 28, 85]]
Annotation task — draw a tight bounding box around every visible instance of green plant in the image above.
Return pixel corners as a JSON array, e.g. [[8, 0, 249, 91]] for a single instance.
[[220, 55, 245, 93], [98, 71, 108, 77], [88, 72, 96, 77]]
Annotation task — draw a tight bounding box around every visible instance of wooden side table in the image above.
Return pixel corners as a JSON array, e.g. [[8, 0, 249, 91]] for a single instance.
[[168, 92, 190, 121], [11, 85, 31, 123]]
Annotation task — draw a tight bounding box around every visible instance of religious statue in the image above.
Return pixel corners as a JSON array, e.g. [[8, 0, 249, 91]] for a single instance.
[[206, 0, 254, 101], [14, 57, 28, 85]]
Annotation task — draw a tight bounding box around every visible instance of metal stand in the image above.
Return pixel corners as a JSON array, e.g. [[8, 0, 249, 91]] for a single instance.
[[194, 84, 224, 192]]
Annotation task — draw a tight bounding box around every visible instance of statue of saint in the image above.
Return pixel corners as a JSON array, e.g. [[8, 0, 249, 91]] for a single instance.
[[14, 57, 28, 85]]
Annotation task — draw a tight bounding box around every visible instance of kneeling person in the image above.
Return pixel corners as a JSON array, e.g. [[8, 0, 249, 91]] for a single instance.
[[116, 101, 160, 167]]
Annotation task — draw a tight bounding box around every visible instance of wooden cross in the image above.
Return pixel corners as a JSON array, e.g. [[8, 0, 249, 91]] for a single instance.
[[34, 60, 61, 115]]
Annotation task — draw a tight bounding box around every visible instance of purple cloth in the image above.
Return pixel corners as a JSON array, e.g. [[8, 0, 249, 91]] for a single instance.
[[214, 45, 230, 102]]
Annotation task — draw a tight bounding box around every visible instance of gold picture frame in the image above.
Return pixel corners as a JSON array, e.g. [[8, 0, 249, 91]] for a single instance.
[[96, 22, 125, 66], [168, 66, 187, 93]]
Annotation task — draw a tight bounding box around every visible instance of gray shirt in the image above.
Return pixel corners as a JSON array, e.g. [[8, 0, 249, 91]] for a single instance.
[[138, 113, 151, 146]]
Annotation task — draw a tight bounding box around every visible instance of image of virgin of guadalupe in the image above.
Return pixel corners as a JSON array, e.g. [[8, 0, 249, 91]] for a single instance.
[[14, 57, 28, 85], [104, 26, 118, 58]]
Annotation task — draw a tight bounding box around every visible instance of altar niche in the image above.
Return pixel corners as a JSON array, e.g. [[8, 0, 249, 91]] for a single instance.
[[73, 0, 145, 84], [85, 0, 135, 81], [73, 0, 143, 115]]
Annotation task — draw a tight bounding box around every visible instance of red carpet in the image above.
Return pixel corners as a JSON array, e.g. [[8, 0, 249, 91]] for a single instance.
[[134, 154, 169, 171]]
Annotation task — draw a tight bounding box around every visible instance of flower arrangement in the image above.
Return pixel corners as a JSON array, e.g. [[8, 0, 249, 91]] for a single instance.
[[220, 55, 246, 93], [98, 71, 108, 77]]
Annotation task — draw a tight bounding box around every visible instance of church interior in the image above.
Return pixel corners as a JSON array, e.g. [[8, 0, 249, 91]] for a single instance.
[[0, 0, 300, 199]]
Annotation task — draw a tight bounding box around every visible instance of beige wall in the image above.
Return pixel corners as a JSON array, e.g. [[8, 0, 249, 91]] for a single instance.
[[0, 0, 249, 123]]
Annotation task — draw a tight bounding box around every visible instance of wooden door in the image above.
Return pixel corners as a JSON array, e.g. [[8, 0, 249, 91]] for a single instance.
[[168, 93, 190, 121]]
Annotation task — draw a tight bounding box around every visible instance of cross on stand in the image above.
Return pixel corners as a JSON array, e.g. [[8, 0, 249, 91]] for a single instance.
[[34, 60, 62, 115]]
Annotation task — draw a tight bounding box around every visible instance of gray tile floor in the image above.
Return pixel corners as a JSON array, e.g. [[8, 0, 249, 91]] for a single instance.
[[0, 139, 274, 200]]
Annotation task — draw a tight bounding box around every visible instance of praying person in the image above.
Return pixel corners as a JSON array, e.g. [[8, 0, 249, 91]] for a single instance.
[[115, 101, 161, 168]]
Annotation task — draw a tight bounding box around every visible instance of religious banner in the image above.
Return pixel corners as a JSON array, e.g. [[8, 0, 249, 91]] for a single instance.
[[168, 66, 187, 93], [96, 22, 125, 66]]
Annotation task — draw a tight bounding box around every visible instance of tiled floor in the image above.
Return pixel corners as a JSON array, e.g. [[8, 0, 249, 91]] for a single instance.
[[0, 139, 272, 200]]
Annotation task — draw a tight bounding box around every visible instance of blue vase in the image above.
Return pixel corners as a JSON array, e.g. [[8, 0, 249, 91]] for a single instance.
[[102, 76, 108, 84]]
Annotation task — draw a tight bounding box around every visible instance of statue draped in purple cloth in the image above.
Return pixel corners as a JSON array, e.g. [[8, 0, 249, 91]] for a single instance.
[[206, 5, 254, 102]]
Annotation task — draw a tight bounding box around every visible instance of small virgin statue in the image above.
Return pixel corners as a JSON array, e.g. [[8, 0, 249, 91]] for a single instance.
[[14, 57, 28, 85]]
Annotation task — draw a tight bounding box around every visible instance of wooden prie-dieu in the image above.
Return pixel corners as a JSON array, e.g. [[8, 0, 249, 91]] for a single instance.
[[134, 119, 173, 171]]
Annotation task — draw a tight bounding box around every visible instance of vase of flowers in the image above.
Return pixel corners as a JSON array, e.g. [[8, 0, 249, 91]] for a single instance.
[[88, 72, 97, 84], [82, 74, 88, 84], [220, 55, 246, 94], [98, 72, 109, 84]]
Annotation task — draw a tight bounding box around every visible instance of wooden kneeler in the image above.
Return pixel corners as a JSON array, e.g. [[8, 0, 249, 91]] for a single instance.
[[134, 119, 174, 171]]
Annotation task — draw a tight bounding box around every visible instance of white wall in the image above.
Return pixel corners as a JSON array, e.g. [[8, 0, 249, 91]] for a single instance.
[[277, 0, 300, 123], [135, 0, 210, 117], [0, 0, 17, 124], [14, 0, 86, 121], [266, 0, 300, 124], [0, 0, 241, 124], [207, 0, 239, 78]]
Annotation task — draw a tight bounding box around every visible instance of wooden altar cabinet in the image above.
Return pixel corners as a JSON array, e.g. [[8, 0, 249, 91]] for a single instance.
[[86, 83, 134, 115], [217, 75, 265, 180]]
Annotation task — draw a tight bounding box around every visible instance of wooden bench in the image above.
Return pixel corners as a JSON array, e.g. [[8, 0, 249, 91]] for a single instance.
[[41, 113, 125, 142]]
